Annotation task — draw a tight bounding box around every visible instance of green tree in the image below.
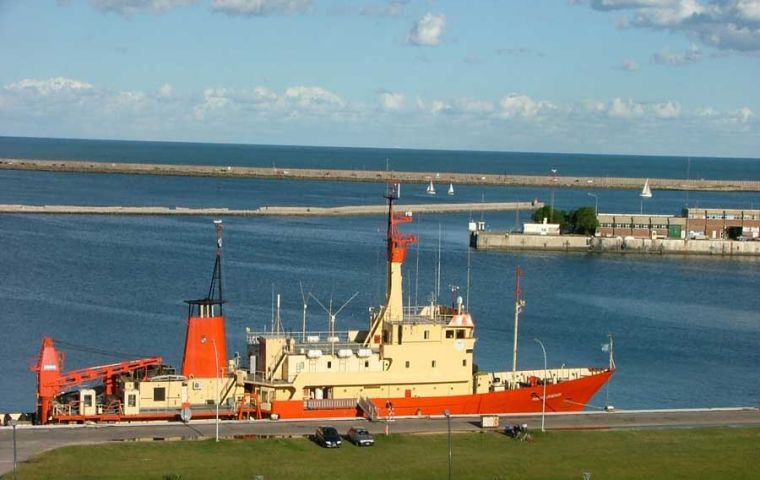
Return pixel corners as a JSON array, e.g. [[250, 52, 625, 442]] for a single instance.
[[531, 205, 568, 231], [569, 207, 599, 235]]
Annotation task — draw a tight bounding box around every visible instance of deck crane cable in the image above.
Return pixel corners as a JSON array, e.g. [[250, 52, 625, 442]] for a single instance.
[[52, 338, 157, 361]]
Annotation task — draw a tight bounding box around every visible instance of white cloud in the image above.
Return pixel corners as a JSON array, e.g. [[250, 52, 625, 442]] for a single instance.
[[158, 83, 173, 98], [608, 97, 645, 118], [2, 77, 757, 156], [622, 58, 640, 71], [380, 92, 405, 111], [497, 94, 556, 119], [652, 44, 702, 64], [211, 0, 312, 16], [89, 0, 197, 15], [6, 77, 93, 95], [407, 13, 446, 46], [589, 0, 760, 52], [652, 100, 681, 118]]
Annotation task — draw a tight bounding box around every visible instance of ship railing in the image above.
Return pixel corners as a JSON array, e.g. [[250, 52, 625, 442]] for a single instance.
[[389, 311, 464, 326], [490, 367, 597, 390], [246, 329, 360, 345], [304, 398, 358, 411]]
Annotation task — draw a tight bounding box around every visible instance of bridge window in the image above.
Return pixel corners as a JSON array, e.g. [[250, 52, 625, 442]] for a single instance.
[[445, 330, 454, 339], [462, 359, 467, 367], [424, 330, 430, 340], [456, 330, 465, 339], [153, 387, 166, 402], [405, 361, 410, 368], [432, 360, 437, 368], [327, 361, 332, 369], [365, 361, 369, 368]]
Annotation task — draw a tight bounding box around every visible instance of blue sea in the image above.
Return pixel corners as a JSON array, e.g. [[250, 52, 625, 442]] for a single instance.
[[1, 136, 759, 413]]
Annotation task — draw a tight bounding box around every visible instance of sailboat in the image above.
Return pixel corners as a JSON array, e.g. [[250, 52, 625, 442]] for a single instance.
[[447, 183, 455, 196], [426, 180, 436, 195], [640, 179, 652, 199]]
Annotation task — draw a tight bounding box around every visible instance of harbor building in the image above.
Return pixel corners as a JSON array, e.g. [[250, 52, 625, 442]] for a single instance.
[[596, 208, 760, 240]]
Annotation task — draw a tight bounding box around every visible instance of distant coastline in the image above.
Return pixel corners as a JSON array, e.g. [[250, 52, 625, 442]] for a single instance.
[[2, 158, 759, 192]]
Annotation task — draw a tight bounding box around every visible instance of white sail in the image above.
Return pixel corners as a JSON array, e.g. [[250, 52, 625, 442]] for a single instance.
[[447, 183, 455, 195], [640, 179, 652, 198], [426, 180, 436, 195]]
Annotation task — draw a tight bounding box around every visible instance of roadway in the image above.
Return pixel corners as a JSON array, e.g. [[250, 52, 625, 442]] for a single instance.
[[2, 407, 759, 475]]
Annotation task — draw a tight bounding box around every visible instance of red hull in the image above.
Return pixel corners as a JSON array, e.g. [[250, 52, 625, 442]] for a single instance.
[[267, 369, 614, 419]]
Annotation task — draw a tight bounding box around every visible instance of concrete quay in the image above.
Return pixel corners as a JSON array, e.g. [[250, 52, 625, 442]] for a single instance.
[[471, 231, 760, 256], [1, 407, 758, 475], [0, 201, 542, 217], [2, 158, 760, 192]]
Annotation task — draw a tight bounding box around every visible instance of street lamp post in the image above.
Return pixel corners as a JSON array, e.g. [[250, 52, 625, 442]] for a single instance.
[[443, 410, 452, 480], [211, 338, 220, 443], [534, 338, 547, 433], [587, 192, 598, 216], [10, 418, 17, 480]]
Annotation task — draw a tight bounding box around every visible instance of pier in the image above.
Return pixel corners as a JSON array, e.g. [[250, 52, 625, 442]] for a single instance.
[[0, 201, 542, 216], [2, 158, 760, 192]]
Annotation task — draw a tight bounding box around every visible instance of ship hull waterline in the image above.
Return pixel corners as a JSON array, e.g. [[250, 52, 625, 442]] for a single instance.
[[264, 369, 614, 419]]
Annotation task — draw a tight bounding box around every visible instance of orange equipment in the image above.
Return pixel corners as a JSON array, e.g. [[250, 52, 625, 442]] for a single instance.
[[32, 336, 162, 424]]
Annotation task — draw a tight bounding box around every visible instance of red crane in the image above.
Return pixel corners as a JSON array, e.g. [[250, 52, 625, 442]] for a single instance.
[[32, 336, 163, 424]]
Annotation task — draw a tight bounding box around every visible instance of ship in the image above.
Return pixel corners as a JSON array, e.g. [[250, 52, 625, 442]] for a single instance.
[[245, 186, 614, 419], [32, 189, 614, 424]]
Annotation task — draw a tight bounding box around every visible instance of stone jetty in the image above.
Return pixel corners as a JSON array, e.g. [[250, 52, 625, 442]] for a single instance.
[[2, 158, 759, 192]]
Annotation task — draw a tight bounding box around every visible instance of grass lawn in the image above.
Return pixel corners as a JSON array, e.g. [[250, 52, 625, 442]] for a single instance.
[[11, 427, 760, 480]]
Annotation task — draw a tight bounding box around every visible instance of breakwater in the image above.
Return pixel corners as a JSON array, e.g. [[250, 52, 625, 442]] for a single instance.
[[0, 201, 541, 217], [471, 232, 760, 256], [2, 158, 759, 192]]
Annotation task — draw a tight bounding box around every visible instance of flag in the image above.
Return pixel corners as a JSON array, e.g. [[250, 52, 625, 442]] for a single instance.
[[601, 343, 610, 353]]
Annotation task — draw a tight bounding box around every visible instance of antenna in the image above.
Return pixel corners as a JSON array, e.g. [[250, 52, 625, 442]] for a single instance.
[[512, 265, 526, 374], [414, 217, 421, 309], [436, 223, 442, 300], [299, 281, 309, 341], [204, 219, 224, 315], [309, 291, 359, 337], [465, 239, 471, 310], [274, 293, 283, 335]]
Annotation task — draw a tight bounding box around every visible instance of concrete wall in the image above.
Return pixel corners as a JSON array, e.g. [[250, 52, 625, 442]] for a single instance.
[[473, 232, 760, 256], [472, 232, 591, 252], [591, 236, 760, 256]]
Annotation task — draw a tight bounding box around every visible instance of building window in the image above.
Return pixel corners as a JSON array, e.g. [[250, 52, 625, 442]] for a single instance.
[[128, 394, 136, 408], [83, 394, 92, 407], [405, 361, 410, 368], [153, 387, 166, 402]]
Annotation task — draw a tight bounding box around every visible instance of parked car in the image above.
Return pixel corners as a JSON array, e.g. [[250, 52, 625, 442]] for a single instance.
[[315, 426, 342, 448], [347, 426, 374, 446]]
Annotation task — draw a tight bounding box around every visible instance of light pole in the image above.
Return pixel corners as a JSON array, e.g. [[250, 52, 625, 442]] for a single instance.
[[534, 338, 547, 433], [10, 418, 17, 480], [211, 337, 220, 443], [587, 192, 598, 216], [443, 410, 452, 480]]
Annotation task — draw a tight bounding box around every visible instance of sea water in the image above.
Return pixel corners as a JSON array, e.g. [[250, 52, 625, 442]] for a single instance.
[[1, 137, 759, 412]]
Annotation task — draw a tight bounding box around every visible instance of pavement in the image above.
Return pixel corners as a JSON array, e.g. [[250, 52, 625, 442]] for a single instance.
[[1, 407, 759, 476]]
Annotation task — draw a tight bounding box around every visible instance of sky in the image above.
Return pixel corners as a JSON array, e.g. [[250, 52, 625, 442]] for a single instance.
[[0, 0, 759, 157]]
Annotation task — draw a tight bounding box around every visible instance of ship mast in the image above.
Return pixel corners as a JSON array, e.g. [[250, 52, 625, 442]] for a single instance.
[[512, 265, 525, 374], [364, 184, 416, 347]]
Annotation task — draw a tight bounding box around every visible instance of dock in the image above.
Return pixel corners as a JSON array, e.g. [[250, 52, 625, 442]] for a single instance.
[[0, 201, 542, 217], [2, 158, 759, 192]]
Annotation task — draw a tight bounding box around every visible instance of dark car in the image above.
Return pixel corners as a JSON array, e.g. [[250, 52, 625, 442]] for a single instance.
[[347, 426, 374, 446], [315, 426, 342, 448]]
